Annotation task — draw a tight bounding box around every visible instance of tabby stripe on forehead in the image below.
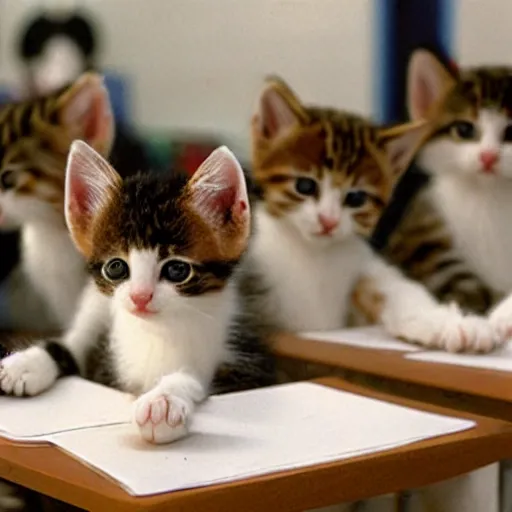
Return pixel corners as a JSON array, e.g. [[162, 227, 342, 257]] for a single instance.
[[323, 120, 335, 164], [30, 99, 45, 127], [14, 103, 34, 138], [0, 104, 12, 125], [482, 75, 502, 104], [1, 124, 10, 146], [47, 99, 61, 124], [1, 107, 14, 146]]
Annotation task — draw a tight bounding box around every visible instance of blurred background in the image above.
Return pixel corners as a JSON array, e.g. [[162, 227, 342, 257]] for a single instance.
[[0, 0, 508, 174], [0, 0, 509, 279]]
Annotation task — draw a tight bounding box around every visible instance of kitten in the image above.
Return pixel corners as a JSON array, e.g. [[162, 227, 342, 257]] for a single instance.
[[0, 141, 275, 444], [381, 49, 512, 337], [0, 72, 114, 332], [245, 76, 501, 353]]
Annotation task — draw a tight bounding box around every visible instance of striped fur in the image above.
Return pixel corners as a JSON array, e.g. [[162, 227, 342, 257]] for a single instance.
[[251, 76, 429, 239], [245, 77, 501, 361], [0, 73, 114, 332], [382, 50, 512, 314], [0, 73, 113, 225], [247, 77, 463, 334]]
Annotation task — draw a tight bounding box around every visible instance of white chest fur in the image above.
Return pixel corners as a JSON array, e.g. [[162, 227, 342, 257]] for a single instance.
[[21, 222, 86, 329], [252, 207, 369, 331], [110, 290, 235, 395], [432, 175, 512, 293]]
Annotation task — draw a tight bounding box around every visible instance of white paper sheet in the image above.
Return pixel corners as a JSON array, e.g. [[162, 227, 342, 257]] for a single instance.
[[406, 343, 512, 371], [50, 382, 475, 496], [0, 376, 133, 440], [299, 327, 421, 352]]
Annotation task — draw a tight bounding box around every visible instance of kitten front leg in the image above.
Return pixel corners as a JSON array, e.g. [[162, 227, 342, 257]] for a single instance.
[[489, 293, 512, 341], [360, 254, 499, 353], [133, 370, 206, 444], [0, 281, 108, 396]]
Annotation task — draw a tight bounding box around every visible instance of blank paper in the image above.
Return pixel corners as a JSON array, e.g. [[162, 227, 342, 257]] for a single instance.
[[299, 327, 421, 352], [50, 382, 475, 496], [0, 377, 133, 440]]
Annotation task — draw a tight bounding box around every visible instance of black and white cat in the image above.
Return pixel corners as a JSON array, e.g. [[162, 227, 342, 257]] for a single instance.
[[0, 141, 275, 445]]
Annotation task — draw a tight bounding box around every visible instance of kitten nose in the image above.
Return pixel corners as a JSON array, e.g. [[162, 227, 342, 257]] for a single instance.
[[318, 214, 339, 233], [480, 150, 499, 172], [130, 291, 153, 309]]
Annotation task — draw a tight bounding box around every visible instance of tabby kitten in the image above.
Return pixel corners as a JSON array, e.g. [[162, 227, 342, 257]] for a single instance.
[[246, 77, 500, 352], [382, 49, 512, 338], [0, 72, 114, 332], [0, 142, 275, 444]]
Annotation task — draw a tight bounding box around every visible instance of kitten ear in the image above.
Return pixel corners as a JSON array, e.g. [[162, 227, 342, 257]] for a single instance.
[[255, 76, 309, 140], [56, 72, 115, 157], [407, 49, 458, 120], [65, 140, 121, 257], [186, 146, 250, 256], [379, 121, 430, 178]]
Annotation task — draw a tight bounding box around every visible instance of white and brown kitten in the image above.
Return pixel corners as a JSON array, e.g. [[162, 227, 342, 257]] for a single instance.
[[246, 77, 501, 353], [0, 142, 275, 445], [383, 50, 512, 340], [0, 73, 114, 332]]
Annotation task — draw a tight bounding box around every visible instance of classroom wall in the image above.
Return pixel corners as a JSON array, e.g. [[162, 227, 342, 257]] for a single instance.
[[0, 0, 374, 159], [455, 0, 512, 67]]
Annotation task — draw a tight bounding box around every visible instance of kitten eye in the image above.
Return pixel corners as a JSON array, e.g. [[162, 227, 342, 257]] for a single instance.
[[161, 260, 192, 283], [451, 121, 476, 140], [295, 177, 318, 196], [504, 125, 512, 142], [344, 190, 368, 208], [0, 170, 16, 190], [102, 258, 130, 281]]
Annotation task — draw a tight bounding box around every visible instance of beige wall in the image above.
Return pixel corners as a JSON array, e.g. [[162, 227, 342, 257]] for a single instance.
[[456, 0, 512, 67], [0, 0, 374, 158]]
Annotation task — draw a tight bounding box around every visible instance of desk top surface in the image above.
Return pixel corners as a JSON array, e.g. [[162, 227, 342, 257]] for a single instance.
[[274, 333, 512, 404], [1, 378, 511, 512]]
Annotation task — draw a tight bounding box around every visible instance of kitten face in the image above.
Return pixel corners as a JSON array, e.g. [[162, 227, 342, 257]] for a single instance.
[[266, 154, 389, 245], [408, 50, 512, 179], [0, 72, 113, 227], [65, 142, 250, 318], [251, 77, 429, 244]]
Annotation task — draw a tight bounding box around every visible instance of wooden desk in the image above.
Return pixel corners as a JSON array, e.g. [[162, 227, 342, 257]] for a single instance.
[[1, 378, 511, 512], [274, 333, 512, 421]]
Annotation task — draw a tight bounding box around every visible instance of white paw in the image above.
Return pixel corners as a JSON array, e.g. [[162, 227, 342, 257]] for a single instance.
[[490, 298, 512, 343], [389, 304, 497, 353], [0, 346, 59, 396], [133, 389, 190, 444], [437, 314, 497, 353]]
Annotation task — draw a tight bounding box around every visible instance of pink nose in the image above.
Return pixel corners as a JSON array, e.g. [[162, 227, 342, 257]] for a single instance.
[[130, 291, 153, 309], [318, 214, 339, 233], [480, 150, 499, 172]]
